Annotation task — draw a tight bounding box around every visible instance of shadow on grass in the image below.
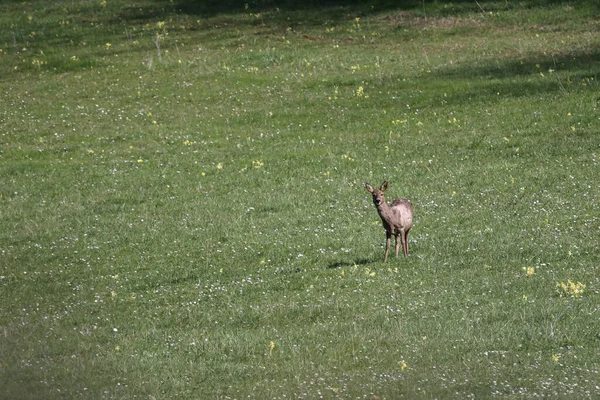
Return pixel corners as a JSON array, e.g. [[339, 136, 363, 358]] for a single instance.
[[173, 0, 599, 18], [327, 258, 373, 269], [421, 48, 600, 107], [174, 0, 415, 17], [438, 49, 600, 81], [112, 0, 600, 29]]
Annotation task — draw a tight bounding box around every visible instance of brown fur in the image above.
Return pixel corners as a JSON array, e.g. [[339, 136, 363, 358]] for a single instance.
[[365, 181, 414, 261]]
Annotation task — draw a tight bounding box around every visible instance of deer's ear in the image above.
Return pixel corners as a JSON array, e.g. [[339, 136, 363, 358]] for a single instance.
[[365, 183, 374, 193], [380, 181, 388, 192]]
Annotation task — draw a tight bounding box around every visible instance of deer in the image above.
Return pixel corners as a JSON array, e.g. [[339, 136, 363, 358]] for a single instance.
[[365, 180, 414, 261]]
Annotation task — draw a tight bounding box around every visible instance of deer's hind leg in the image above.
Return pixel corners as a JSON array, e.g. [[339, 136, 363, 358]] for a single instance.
[[395, 234, 401, 258], [401, 230, 409, 257]]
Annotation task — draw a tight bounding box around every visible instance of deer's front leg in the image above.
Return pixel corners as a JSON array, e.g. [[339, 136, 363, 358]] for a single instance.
[[384, 232, 392, 262], [395, 234, 400, 257]]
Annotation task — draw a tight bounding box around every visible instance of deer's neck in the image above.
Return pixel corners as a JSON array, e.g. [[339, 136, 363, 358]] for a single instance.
[[376, 201, 394, 225]]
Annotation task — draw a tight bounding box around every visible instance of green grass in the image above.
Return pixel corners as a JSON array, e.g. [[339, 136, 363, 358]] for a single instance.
[[1, 0, 599, 398]]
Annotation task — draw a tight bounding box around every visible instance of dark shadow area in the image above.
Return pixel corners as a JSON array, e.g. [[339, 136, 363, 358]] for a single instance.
[[173, 0, 599, 17], [108, 0, 600, 24], [431, 49, 600, 105], [438, 49, 600, 81], [174, 0, 418, 17], [327, 258, 373, 269]]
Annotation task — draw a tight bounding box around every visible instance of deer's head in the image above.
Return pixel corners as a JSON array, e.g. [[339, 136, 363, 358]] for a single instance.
[[365, 181, 388, 207]]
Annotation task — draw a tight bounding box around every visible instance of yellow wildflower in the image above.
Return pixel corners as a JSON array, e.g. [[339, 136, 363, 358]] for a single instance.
[[399, 361, 408, 371], [557, 280, 585, 297], [269, 341, 276, 356]]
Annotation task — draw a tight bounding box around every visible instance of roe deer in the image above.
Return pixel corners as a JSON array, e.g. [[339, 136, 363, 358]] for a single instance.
[[365, 180, 413, 261]]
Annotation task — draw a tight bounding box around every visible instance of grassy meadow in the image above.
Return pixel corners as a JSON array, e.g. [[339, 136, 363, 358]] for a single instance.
[[1, 0, 599, 398]]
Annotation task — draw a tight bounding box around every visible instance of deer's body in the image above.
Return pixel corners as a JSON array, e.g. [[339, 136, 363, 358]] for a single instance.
[[365, 181, 413, 261]]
